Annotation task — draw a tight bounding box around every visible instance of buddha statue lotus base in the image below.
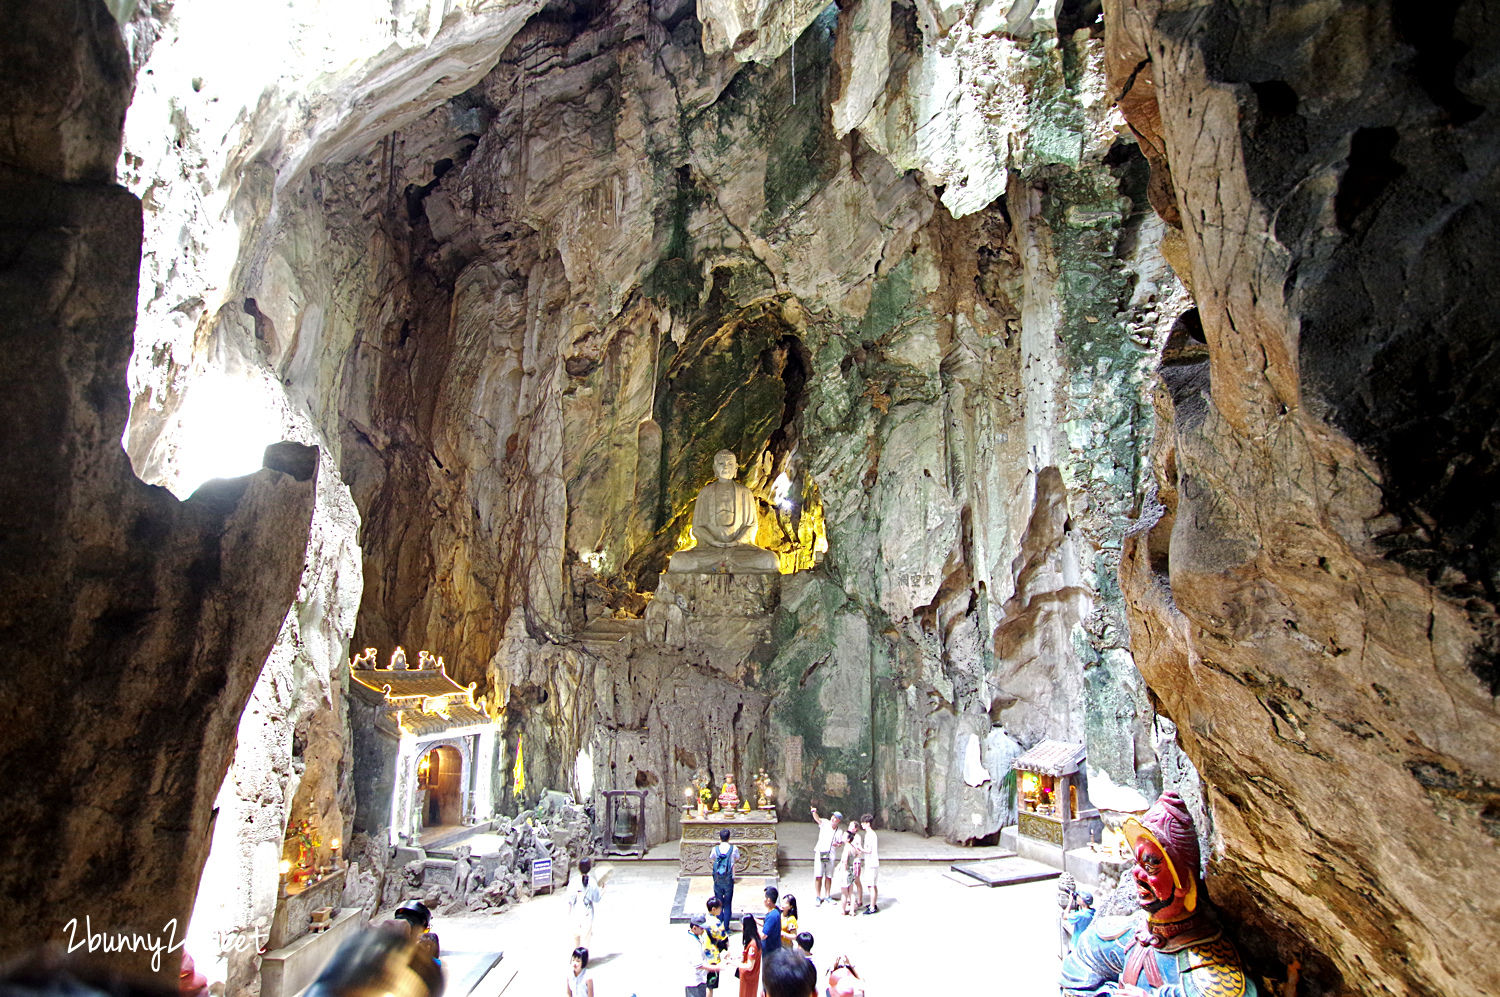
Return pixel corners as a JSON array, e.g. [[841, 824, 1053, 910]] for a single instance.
[[644, 572, 780, 659], [667, 544, 780, 574]]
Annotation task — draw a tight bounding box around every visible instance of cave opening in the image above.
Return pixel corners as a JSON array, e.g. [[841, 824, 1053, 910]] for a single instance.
[[417, 745, 464, 830]]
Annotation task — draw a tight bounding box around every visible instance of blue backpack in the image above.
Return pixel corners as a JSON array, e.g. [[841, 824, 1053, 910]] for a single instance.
[[713, 845, 733, 878]]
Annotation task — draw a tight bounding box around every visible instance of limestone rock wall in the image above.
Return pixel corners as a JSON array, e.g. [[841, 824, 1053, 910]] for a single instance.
[[1108, 1, 1500, 993], [281, 0, 1184, 842], [15, 0, 1494, 990], [0, 2, 317, 978], [183, 458, 363, 994], [112, 0, 1187, 859], [107, 0, 1187, 971]]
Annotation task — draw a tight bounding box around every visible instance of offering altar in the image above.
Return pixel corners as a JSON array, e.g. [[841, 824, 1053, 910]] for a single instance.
[[679, 810, 778, 877]]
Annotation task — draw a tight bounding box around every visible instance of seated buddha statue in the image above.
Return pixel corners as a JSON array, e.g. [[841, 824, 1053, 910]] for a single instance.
[[718, 775, 740, 811], [667, 450, 780, 574]]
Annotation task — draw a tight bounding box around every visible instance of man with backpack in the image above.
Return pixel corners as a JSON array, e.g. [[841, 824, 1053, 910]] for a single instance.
[[711, 828, 739, 930]]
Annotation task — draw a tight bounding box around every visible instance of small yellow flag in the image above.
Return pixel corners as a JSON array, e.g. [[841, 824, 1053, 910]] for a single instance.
[[512, 733, 526, 798]]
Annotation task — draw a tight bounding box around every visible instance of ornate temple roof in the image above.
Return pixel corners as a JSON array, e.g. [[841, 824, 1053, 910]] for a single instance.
[[349, 647, 495, 738], [350, 669, 469, 700], [1012, 739, 1085, 776], [390, 703, 492, 737]]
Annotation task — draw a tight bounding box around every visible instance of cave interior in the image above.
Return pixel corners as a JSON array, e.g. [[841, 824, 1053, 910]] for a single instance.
[[2, 0, 1498, 995]]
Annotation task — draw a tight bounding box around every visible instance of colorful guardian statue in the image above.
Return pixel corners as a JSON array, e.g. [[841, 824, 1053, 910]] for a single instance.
[[1060, 791, 1257, 997]]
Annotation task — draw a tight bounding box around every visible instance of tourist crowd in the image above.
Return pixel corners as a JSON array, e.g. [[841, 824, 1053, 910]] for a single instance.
[[681, 883, 866, 997], [675, 807, 880, 997], [181, 810, 884, 997]]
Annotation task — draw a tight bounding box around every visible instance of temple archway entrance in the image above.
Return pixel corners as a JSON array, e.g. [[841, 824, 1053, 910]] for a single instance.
[[417, 744, 463, 828]]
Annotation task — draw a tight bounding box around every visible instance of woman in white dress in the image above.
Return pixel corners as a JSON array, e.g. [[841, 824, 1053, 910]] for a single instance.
[[858, 814, 879, 914]]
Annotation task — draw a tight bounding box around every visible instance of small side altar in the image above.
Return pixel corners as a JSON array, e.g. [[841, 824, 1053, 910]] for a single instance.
[[679, 811, 778, 877]]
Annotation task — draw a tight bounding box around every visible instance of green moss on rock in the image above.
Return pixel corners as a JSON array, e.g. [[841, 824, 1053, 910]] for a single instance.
[[761, 8, 840, 222]]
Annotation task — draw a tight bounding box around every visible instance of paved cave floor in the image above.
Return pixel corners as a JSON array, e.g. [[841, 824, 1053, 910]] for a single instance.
[[426, 833, 1063, 996]]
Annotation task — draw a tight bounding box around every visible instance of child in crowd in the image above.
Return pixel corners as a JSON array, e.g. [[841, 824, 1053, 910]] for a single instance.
[[839, 821, 862, 915], [571, 857, 605, 948], [761, 886, 783, 954], [689, 915, 718, 997], [566, 946, 592, 997], [794, 931, 815, 982], [858, 814, 879, 914], [778, 894, 799, 948], [706, 897, 730, 992]]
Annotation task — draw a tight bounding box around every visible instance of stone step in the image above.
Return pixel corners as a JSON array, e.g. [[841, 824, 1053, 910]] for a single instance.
[[941, 870, 988, 887], [447, 949, 505, 996]]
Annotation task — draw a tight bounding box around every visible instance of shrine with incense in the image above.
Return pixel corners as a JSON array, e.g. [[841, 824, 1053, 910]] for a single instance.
[[676, 769, 778, 877], [279, 818, 340, 895]]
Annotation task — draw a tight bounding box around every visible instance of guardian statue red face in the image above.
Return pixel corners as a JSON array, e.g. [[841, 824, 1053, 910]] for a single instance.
[[1123, 791, 1200, 924], [1132, 837, 1181, 916]]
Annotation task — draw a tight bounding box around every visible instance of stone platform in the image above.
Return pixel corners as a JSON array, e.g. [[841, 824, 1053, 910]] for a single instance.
[[1000, 824, 1126, 888], [643, 571, 780, 660], [670, 874, 778, 923], [948, 855, 1059, 887], [259, 907, 363, 997]]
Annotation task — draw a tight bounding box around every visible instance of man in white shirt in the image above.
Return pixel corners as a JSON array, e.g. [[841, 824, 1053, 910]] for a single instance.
[[858, 814, 879, 914], [808, 806, 841, 905]]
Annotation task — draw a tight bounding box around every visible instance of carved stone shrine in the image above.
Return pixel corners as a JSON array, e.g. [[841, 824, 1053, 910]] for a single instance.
[[679, 811, 778, 877]]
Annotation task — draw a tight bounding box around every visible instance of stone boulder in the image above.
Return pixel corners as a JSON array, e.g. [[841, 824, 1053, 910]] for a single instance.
[[1108, 1, 1500, 992], [0, 3, 316, 980]]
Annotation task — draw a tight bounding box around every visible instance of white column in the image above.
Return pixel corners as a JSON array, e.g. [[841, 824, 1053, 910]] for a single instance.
[[391, 736, 416, 846], [458, 737, 473, 822], [473, 727, 497, 820]]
